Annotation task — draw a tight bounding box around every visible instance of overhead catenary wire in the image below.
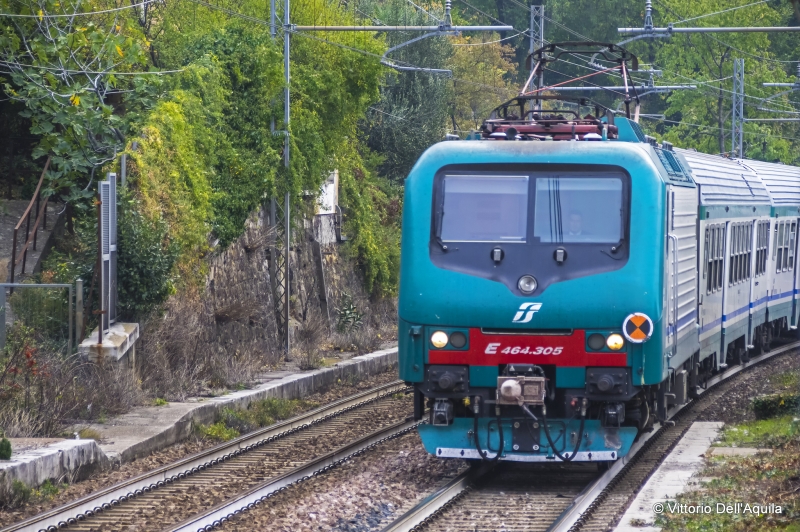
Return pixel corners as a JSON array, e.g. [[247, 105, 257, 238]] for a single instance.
[[0, 0, 156, 18], [452, 32, 524, 46], [671, 0, 768, 25], [640, 115, 800, 142], [650, 0, 800, 64], [0, 59, 183, 75]]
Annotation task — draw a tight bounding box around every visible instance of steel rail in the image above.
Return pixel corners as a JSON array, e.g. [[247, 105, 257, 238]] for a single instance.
[[169, 418, 421, 532], [2, 381, 408, 532], [380, 470, 473, 532], [547, 338, 800, 532]]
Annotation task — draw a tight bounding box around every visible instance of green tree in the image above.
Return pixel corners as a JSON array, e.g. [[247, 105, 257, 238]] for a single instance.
[[0, 0, 155, 209]]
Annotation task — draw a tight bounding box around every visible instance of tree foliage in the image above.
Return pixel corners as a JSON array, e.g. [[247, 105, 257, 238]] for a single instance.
[[0, 0, 155, 206]]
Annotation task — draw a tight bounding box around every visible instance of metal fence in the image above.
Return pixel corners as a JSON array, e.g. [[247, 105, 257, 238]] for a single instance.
[[0, 282, 80, 354]]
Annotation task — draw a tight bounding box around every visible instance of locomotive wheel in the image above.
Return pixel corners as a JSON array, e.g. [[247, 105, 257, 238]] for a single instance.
[[741, 345, 751, 363], [596, 461, 612, 472], [688, 362, 700, 399]]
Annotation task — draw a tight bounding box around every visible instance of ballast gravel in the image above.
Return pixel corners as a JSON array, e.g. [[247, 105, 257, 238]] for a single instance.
[[695, 344, 800, 424], [0, 368, 401, 527], [218, 431, 466, 532]]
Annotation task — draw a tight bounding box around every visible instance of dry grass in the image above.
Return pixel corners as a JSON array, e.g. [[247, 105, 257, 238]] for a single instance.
[[0, 334, 145, 438], [296, 307, 327, 370], [137, 291, 278, 400]]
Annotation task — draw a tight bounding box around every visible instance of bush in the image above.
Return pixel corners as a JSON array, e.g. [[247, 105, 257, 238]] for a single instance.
[[335, 293, 363, 333], [197, 422, 239, 442], [0, 323, 144, 437], [0, 437, 11, 460], [219, 398, 319, 434], [6, 480, 31, 508], [77, 428, 102, 441], [34, 480, 64, 500], [7, 285, 72, 347], [296, 309, 326, 370], [753, 393, 800, 420], [117, 193, 179, 321]]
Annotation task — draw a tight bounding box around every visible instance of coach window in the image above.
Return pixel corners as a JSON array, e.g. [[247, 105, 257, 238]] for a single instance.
[[756, 221, 768, 276], [774, 222, 780, 262], [783, 222, 791, 271], [732, 225, 740, 285], [706, 227, 713, 294], [777, 222, 785, 272], [746, 224, 752, 279], [729, 225, 735, 286], [737, 225, 744, 283], [718, 226, 725, 291], [703, 228, 709, 277], [789, 222, 796, 271]]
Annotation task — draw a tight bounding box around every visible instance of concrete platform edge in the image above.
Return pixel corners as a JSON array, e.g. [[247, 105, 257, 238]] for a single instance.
[[0, 347, 398, 497]]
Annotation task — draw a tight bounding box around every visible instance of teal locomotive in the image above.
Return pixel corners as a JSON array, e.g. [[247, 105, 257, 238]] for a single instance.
[[398, 82, 800, 464]]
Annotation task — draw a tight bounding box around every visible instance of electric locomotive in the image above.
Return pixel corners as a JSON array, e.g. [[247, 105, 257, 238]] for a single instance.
[[398, 42, 800, 465]]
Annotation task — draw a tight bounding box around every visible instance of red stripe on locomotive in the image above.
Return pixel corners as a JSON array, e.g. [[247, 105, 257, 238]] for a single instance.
[[428, 329, 627, 367]]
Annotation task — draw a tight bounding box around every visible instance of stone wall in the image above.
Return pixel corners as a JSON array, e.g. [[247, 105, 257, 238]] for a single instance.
[[138, 201, 394, 391], [203, 206, 281, 360]]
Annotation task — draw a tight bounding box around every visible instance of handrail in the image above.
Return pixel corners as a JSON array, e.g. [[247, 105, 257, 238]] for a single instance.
[[10, 157, 51, 285]]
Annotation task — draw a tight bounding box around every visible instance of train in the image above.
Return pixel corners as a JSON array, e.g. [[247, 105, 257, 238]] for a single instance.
[[397, 45, 800, 465]]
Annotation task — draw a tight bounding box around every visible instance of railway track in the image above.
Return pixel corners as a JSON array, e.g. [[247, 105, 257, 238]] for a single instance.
[[2, 380, 412, 532], [381, 340, 800, 532]]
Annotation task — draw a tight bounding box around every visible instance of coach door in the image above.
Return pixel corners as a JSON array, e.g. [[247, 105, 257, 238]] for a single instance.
[[793, 218, 800, 328], [719, 221, 731, 369]]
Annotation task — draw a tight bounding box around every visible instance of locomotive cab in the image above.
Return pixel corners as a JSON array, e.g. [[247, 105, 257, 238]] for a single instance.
[[398, 101, 695, 464]]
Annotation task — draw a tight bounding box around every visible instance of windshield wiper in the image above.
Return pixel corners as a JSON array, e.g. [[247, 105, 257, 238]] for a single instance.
[[601, 239, 625, 260]]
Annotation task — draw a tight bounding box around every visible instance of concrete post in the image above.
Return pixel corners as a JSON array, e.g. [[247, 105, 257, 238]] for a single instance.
[[76, 278, 84, 344]]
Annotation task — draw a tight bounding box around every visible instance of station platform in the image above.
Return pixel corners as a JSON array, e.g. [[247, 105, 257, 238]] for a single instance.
[[0, 345, 398, 497]]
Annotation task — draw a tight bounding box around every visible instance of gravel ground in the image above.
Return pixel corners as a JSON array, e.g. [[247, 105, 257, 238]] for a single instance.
[[0, 368, 401, 526], [696, 344, 800, 424], [218, 431, 465, 532]]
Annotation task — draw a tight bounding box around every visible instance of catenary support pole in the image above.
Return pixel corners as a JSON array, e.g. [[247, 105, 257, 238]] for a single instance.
[[283, 0, 291, 359], [531, 2, 544, 87], [76, 278, 84, 344], [732, 58, 744, 158]]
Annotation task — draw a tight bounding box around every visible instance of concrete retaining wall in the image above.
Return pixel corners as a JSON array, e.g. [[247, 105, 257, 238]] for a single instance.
[[0, 347, 397, 499], [113, 347, 398, 463], [0, 440, 108, 502]]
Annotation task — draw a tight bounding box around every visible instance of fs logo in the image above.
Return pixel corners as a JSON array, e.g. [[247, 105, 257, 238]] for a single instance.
[[512, 303, 542, 324]]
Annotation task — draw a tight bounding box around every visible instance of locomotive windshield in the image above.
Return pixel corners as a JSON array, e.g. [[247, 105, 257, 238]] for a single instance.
[[440, 175, 529, 242], [533, 177, 623, 244], [431, 165, 630, 294], [437, 171, 625, 244]]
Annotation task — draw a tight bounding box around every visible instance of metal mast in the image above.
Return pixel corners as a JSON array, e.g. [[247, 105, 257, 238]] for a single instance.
[[530, 2, 544, 84], [267, 0, 291, 359], [732, 58, 744, 158]]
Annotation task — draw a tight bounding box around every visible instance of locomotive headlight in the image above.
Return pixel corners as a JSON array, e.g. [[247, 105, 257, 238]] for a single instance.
[[431, 331, 449, 348], [606, 334, 625, 351], [518, 275, 537, 294]]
